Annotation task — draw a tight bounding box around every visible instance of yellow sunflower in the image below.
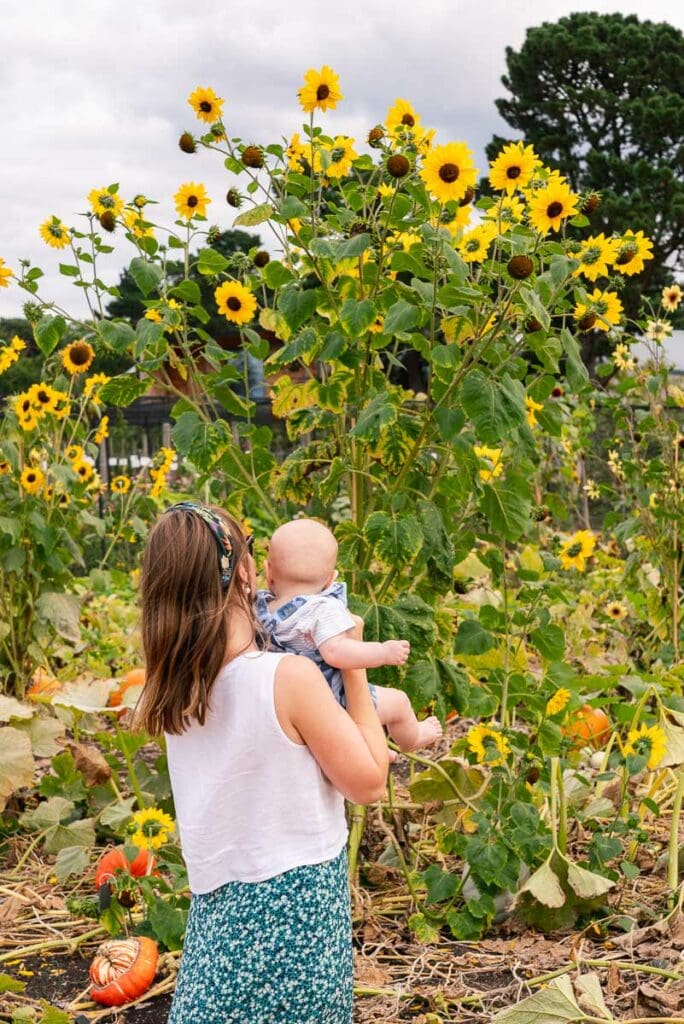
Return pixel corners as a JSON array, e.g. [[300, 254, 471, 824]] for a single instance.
[[0, 257, 13, 288], [298, 66, 343, 113], [573, 289, 623, 333], [623, 723, 666, 770], [94, 416, 109, 444], [144, 308, 162, 324], [13, 393, 35, 420], [645, 319, 673, 342], [39, 217, 71, 250], [572, 233, 620, 282], [286, 132, 307, 173], [474, 445, 503, 481], [613, 230, 654, 276], [72, 458, 94, 483], [368, 316, 385, 334], [488, 141, 540, 194], [20, 467, 45, 494], [546, 689, 571, 716], [605, 601, 627, 621], [61, 339, 95, 375], [187, 85, 224, 124], [458, 223, 497, 264], [130, 807, 175, 850], [0, 344, 20, 375], [65, 444, 84, 462], [466, 724, 510, 767], [84, 373, 110, 402], [484, 195, 525, 233], [215, 280, 257, 325], [527, 179, 579, 234], [28, 383, 60, 414], [437, 203, 473, 237], [525, 396, 544, 428], [420, 142, 477, 204], [110, 475, 131, 495], [313, 136, 357, 179], [559, 530, 596, 571], [87, 187, 124, 218], [662, 284, 682, 312], [612, 343, 636, 372], [10, 336, 25, 352], [385, 97, 422, 134], [0, 460, 10, 475], [174, 182, 211, 220], [122, 209, 154, 239]]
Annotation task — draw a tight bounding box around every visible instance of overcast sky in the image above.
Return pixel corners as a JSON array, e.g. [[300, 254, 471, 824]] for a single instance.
[[1, 0, 681, 319]]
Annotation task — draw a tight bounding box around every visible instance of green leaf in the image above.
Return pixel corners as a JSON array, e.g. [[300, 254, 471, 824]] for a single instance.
[[99, 373, 149, 407], [172, 412, 229, 470], [233, 202, 274, 227], [0, 973, 25, 994], [530, 624, 566, 661], [34, 316, 67, 357], [350, 394, 398, 440], [492, 976, 582, 1024], [38, 1002, 73, 1024], [407, 912, 441, 943], [384, 298, 420, 336], [278, 195, 307, 219], [266, 327, 320, 368], [481, 474, 532, 541], [364, 511, 423, 567], [561, 328, 590, 390], [339, 298, 375, 336], [145, 895, 188, 950], [54, 844, 91, 881], [197, 247, 230, 276], [35, 592, 81, 644], [97, 319, 135, 353], [263, 261, 294, 289], [454, 619, 495, 655], [170, 280, 202, 305], [279, 288, 320, 333], [422, 864, 458, 905], [333, 233, 371, 261], [128, 257, 163, 297], [461, 371, 526, 443]]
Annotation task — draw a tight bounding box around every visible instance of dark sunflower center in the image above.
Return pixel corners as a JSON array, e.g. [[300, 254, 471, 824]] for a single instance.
[[465, 239, 480, 252], [78, 465, 88, 476], [566, 542, 583, 557], [187, 195, 198, 208], [610, 608, 621, 617], [316, 84, 330, 101], [227, 297, 242, 311], [401, 113, 415, 127], [546, 201, 563, 218], [21, 399, 31, 413], [37, 389, 50, 404], [439, 163, 459, 183], [200, 101, 212, 112], [27, 472, 36, 482], [71, 344, 91, 366], [506, 165, 521, 179]]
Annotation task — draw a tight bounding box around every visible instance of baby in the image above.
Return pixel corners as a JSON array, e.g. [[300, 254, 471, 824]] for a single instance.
[[255, 518, 442, 752]]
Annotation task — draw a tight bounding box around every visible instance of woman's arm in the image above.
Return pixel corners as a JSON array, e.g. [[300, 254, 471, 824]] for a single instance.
[[275, 655, 388, 805]]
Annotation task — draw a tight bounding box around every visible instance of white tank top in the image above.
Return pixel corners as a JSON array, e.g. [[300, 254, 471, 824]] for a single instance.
[[165, 651, 348, 893]]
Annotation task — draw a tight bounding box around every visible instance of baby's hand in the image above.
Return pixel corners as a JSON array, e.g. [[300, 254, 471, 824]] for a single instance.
[[382, 639, 410, 665]]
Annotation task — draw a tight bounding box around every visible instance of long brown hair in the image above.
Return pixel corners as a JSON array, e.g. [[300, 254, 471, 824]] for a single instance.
[[133, 505, 254, 736]]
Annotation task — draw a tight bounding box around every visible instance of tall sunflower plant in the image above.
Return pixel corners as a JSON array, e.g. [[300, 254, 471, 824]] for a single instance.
[[1, 70, 670, 936]]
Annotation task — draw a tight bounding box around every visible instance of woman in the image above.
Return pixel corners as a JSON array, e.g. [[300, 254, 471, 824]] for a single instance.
[[134, 502, 388, 1023]]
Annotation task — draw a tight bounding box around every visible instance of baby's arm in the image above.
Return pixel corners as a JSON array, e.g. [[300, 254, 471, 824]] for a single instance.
[[319, 631, 410, 670]]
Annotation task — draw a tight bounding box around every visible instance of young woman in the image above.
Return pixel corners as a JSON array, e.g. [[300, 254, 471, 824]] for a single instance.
[[134, 502, 388, 1024]]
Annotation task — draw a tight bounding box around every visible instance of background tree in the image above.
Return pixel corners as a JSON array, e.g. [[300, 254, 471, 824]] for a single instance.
[[488, 12, 684, 332]]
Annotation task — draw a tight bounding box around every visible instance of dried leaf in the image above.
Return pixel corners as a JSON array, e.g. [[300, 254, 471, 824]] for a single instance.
[[515, 857, 565, 908], [0, 727, 35, 811], [574, 972, 611, 1019], [659, 718, 684, 768], [67, 741, 111, 785], [0, 695, 33, 722], [640, 979, 684, 1012], [566, 862, 615, 900], [492, 976, 582, 1023], [0, 895, 24, 927]]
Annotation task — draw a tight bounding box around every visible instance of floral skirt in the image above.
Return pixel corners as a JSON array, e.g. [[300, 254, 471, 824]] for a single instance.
[[168, 846, 352, 1024]]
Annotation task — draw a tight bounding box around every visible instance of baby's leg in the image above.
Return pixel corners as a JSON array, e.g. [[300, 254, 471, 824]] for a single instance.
[[375, 687, 443, 752]]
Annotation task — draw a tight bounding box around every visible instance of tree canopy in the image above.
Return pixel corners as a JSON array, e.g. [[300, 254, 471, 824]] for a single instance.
[[489, 12, 684, 316]]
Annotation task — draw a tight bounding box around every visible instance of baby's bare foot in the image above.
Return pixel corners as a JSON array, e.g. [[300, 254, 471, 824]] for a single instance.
[[412, 716, 443, 751]]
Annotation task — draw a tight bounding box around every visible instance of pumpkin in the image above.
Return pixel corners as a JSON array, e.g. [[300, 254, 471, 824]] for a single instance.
[[95, 846, 157, 891], [108, 667, 146, 709], [563, 704, 611, 750], [89, 936, 158, 1006], [26, 666, 61, 700]]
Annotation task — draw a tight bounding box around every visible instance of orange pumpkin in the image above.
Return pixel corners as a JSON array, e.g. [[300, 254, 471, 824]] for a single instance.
[[89, 936, 158, 1006], [108, 667, 146, 709], [95, 846, 157, 891], [26, 666, 61, 700], [563, 704, 611, 750]]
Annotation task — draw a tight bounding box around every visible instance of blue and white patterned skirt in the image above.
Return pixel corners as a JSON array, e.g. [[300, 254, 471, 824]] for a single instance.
[[168, 846, 352, 1024]]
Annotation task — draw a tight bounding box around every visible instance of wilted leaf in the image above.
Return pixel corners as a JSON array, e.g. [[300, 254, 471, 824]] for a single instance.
[[574, 972, 611, 1019], [0, 727, 35, 811], [67, 741, 112, 786], [492, 976, 582, 1023], [566, 861, 615, 900], [54, 845, 91, 882], [515, 856, 565, 908], [15, 715, 65, 757], [659, 717, 684, 768], [35, 592, 81, 644], [0, 695, 33, 722], [53, 677, 116, 713]]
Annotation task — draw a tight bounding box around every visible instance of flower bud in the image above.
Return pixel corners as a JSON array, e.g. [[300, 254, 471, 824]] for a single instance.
[[179, 132, 196, 154], [242, 145, 264, 169], [507, 255, 534, 280], [367, 125, 385, 148], [99, 211, 116, 233], [226, 189, 242, 208], [387, 154, 410, 178], [459, 186, 475, 207], [253, 251, 270, 268], [524, 317, 543, 334], [582, 192, 601, 215]]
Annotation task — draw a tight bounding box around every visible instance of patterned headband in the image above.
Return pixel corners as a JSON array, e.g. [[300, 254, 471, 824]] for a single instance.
[[166, 501, 234, 590]]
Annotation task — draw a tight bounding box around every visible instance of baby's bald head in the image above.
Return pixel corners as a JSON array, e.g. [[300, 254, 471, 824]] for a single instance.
[[267, 519, 338, 594]]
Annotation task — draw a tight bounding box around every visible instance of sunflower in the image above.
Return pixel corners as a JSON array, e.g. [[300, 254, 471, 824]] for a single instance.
[[0, 257, 13, 288], [18, 412, 40, 431], [94, 416, 109, 444], [584, 479, 600, 499], [72, 458, 94, 482], [623, 723, 666, 771], [65, 444, 84, 462], [286, 132, 307, 173], [10, 335, 25, 352], [438, 203, 473, 237], [488, 141, 539, 194], [214, 280, 257, 325], [122, 209, 154, 239], [662, 284, 682, 312], [13, 393, 34, 420], [368, 316, 385, 334], [458, 223, 497, 264], [110, 475, 131, 495], [130, 807, 175, 851], [84, 372, 110, 402], [605, 601, 627, 621], [525, 396, 544, 428], [298, 65, 343, 113], [28, 383, 60, 414], [474, 445, 503, 482], [39, 217, 71, 250], [174, 182, 211, 220], [187, 85, 224, 124], [87, 187, 124, 218], [645, 319, 673, 342], [61, 339, 95, 375], [466, 724, 510, 767], [313, 136, 357, 179], [389, 230, 422, 252], [613, 230, 653, 276], [527, 180, 579, 234], [572, 233, 620, 282], [20, 467, 45, 494], [144, 308, 162, 324], [0, 460, 10, 475], [484, 195, 525, 233], [0, 344, 20, 375], [612, 343, 636, 372], [559, 530, 596, 571], [421, 142, 477, 204], [385, 97, 422, 134], [546, 689, 571, 716], [573, 289, 623, 333]]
